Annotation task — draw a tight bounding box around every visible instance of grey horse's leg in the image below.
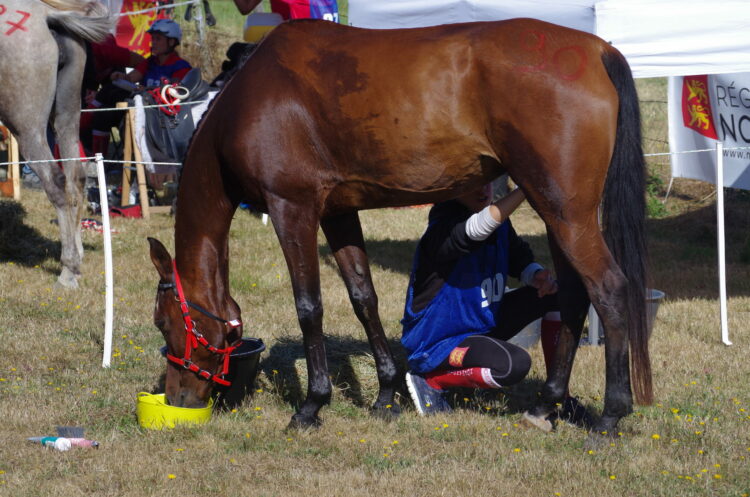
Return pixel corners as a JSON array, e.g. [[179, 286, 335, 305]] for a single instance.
[[50, 33, 88, 286]]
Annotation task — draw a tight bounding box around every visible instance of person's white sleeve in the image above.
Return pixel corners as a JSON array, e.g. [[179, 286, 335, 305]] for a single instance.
[[520, 263, 544, 287], [465, 206, 501, 241]]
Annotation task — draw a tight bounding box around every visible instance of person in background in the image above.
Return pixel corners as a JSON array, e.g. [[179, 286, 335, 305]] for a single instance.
[[89, 19, 191, 158], [80, 34, 145, 154], [401, 184, 593, 428], [232, 0, 339, 22], [110, 18, 191, 87]]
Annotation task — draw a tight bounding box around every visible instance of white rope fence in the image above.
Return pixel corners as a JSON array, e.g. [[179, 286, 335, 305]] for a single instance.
[[116, 0, 199, 18], [2, 145, 746, 364]]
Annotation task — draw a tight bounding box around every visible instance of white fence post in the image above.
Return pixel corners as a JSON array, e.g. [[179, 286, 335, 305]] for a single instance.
[[97, 154, 115, 367], [715, 143, 731, 346]]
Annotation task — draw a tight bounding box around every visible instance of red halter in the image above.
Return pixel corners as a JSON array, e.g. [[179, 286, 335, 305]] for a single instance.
[[162, 261, 242, 387]]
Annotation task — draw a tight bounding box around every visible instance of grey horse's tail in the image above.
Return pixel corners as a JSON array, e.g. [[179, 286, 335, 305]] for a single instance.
[[45, 0, 113, 43]]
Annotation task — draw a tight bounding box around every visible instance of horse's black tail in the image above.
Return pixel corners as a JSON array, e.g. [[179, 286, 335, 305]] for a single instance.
[[601, 49, 653, 406]]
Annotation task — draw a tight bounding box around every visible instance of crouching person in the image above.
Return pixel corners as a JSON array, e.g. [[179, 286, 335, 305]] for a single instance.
[[401, 184, 592, 428]]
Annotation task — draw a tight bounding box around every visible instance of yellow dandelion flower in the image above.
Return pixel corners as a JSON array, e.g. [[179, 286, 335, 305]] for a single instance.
[[175, 448, 184, 452], [713, 474, 722, 479], [695, 431, 702, 435], [167, 474, 176, 480], [609, 475, 616, 480], [513, 448, 521, 452], [502, 433, 509, 437], [383, 453, 389, 458], [714, 464, 721, 468], [651, 434, 660, 440], [359, 439, 366, 443], [442, 423, 449, 428], [245, 433, 251, 438], [587, 450, 595, 455], [392, 440, 399, 445]]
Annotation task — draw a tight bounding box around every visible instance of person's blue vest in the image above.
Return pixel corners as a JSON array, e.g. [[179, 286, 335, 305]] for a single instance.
[[401, 221, 510, 374], [309, 0, 338, 22], [143, 56, 191, 87]]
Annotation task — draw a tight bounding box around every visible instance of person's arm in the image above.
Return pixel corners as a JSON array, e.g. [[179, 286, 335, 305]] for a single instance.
[[507, 222, 558, 297], [111, 68, 143, 84], [233, 0, 263, 15]]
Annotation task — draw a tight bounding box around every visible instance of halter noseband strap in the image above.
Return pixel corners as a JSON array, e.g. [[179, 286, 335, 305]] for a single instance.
[[161, 260, 242, 387]]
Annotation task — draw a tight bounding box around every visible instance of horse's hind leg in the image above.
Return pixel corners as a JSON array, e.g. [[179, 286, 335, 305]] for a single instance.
[[267, 197, 331, 428], [50, 34, 87, 288], [524, 207, 632, 433], [321, 213, 400, 420], [523, 233, 590, 431]]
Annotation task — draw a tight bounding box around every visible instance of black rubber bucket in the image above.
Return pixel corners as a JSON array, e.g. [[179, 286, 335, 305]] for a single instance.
[[160, 337, 265, 410], [214, 337, 265, 410]]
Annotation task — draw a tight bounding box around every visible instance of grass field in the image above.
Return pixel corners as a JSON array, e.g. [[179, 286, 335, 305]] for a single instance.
[[1, 4, 749, 497]]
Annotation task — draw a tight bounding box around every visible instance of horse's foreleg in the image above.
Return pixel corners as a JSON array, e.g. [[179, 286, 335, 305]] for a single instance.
[[321, 213, 400, 420], [268, 198, 330, 428]]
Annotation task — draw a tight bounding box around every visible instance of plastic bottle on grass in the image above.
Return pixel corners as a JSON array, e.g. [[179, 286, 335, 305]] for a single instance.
[[28, 436, 99, 450]]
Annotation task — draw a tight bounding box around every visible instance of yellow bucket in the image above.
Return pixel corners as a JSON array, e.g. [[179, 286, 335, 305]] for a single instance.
[[136, 392, 213, 430]]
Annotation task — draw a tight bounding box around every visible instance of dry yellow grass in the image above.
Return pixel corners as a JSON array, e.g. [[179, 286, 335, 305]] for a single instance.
[[0, 180, 749, 496]]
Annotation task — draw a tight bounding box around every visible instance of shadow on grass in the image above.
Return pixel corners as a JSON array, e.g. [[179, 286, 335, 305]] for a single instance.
[[0, 200, 98, 275], [0, 200, 60, 265], [318, 238, 419, 276], [319, 193, 750, 301], [260, 335, 407, 410], [260, 334, 556, 418]]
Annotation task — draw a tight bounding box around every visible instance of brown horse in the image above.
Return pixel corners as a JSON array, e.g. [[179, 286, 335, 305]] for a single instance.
[[149, 17, 651, 435]]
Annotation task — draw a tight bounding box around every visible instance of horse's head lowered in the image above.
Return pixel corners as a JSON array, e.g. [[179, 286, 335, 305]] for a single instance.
[[148, 238, 243, 408]]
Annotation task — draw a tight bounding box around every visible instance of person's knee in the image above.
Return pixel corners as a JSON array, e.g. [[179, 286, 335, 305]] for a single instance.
[[502, 347, 531, 385]]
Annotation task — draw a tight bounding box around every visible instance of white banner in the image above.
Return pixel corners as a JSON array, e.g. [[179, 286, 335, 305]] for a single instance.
[[668, 73, 750, 189]]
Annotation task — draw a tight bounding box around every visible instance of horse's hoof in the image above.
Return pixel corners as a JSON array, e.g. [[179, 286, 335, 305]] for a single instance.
[[286, 413, 322, 431], [520, 411, 554, 432], [371, 402, 401, 421], [55, 273, 80, 290]]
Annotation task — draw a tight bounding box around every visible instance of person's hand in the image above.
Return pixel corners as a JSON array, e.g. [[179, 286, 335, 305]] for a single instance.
[[84, 89, 96, 106], [110, 71, 126, 81], [531, 269, 558, 297]]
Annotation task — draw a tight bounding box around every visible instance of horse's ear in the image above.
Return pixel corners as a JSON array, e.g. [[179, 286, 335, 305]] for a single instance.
[[147, 237, 173, 281]]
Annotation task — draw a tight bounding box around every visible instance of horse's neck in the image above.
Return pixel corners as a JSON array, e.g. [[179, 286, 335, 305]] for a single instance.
[[174, 177, 235, 301]]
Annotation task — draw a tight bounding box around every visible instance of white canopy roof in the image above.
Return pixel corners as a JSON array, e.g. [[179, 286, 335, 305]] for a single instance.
[[348, 0, 750, 78]]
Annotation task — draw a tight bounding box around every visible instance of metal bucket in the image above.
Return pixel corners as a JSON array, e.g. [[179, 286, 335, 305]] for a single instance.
[[587, 289, 665, 345]]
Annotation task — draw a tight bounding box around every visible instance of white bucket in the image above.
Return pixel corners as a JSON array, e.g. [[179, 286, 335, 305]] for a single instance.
[[587, 288, 665, 345], [508, 318, 541, 349]]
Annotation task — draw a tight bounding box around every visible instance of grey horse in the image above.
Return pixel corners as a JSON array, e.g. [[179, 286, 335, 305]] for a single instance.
[[0, 0, 112, 288]]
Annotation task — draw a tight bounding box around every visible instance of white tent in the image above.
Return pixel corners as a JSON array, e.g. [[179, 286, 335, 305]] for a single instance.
[[349, 0, 750, 79]]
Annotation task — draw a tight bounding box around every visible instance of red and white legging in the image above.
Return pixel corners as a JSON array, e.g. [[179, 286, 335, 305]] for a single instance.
[[426, 286, 561, 390]]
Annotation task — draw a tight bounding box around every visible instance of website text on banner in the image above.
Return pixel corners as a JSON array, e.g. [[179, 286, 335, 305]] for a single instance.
[[668, 74, 750, 190]]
